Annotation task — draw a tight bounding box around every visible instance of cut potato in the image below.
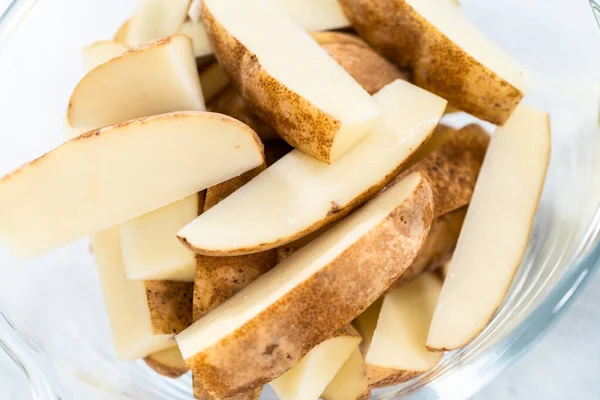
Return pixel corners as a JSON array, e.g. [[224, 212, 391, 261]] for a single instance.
[[353, 298, 383, 357], [126, 0, 190, 47], [404, 124, 457, 169], [390, 124, 490, 218], [198, 63, 230, 102], [366, 273, 443, 388], [120, 193, 203, 282], [178, 80, 446, 256], [311, 32, 411, 95], [339, 0, 529, 124], [176, 172, 434, 397], [270, 325, 361, 400], [114, 19, 130, 44], [144, 346, 190, 378], [81, 41, 129, 72], [178, 20, 213, 58], [202, 0, 380, 163], [427, 105, 551, 351], [392, 207, 466, 287], [145, 280, 193, 334], [0, 112, 263, 259], [91, 228, 174, 361], [194, 385, 263, 400], [275, 0, 350, 31], [67, 35, 204, 134], [321, 349, 370, 400]]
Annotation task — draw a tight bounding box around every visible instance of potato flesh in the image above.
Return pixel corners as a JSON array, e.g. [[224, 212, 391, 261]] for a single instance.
[[178, 20, 213, 58], [406, 0, 528, 91], [276, 0, 350, 31], [0, 112, 263, 258], [177, 172, 424, 357], [198, 63, 230, 102], [68, 35, 205, 133], [126, 0, 190, 47], [321, 349, 370, 400], [270, 332, 361, 400], [81, 41, 129, 72], [120, 195, 199, 282], [204, 0, 380, 161], [178, 80, 446, 255], [427, 105, 550, 350], [91, 228, 174, 361], [367, 273, 443, 373]]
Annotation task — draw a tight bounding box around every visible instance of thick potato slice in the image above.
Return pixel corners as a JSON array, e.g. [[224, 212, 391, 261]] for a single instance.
[[145, 280, 193, 335], [270, 326, 361, 400], [427, 105, 551, 351], [114, 19, 130, 43], [198, 63, 230, 102], [91, 228, 174, 360], [144, 346, 190, 378], [81, 41, 129, 72], [339, 0, 529, 124], [202, 0, 380, 163], [176, 172, 434, 397], [365, 273, 443, 388], [126, 0, 190, 47], [194, 386, 263, 400], [68, 35, 204, 134], [311, 32, 411, 95], [177, 80, 446, 256], [178, 20, 213, 58], [321, 349, 370, 400], [0, 112, 263, 259]]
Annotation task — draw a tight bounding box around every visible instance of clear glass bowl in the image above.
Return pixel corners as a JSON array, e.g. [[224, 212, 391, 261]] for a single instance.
[[1, 0, 600, 399]]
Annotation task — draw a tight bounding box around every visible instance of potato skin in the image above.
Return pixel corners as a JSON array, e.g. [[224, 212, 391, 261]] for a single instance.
[[189, 176, 434, 397], [202, 2, 342, 163], [145, 280, 193, 335], [338, 0, 524, 124], [144, 348, 189, 378], [366, 364, 423, 388]]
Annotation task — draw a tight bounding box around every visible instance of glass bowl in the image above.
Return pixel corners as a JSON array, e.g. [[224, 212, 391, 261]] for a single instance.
[[1, 0, 600, 399]]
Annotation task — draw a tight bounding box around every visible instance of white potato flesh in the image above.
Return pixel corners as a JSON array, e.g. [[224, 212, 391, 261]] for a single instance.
[[270, 333, 361, 400], [126, 0, 190, 47], [321, 349, 370, 400], [177, 172, 424, 357], [178, 80, 446, 254], [177, 20, 212, 58], [275, 0, 350, 31], [120, 195, 199, 282], [92, 228, 174, 361], [199, 63, 229, 102], [67, 35, 204, 134], [146, 346, 188, 370], [0, 112, 263, 258], [204, 0, 380, 161], [367, 273, 443, 372], [406, 0, 529, 91], [427, 104, 551, 350], [81, 41, 129, 72]]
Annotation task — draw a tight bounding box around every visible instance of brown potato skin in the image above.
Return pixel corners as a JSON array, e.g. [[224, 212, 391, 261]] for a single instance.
[[189, 175, 434, 397], [338, 0, 524, 124], [202, 3, 342, 163], [195, 384, 263, 400], [311, 31, 411, 95], [389, 124, 490, 218], [366, 365, 423, 389], [144, 348, 189, 378], [145, 280, 193, 335]]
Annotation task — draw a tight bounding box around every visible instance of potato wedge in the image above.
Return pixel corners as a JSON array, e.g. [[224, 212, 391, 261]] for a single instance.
[[427, 105, 550, 351], [389, 124, 490, 217], [126, 0, 190, 47], [321, 349, 371, 400], [145, 280, 193, 335], [199, 63, 230, 102], [178, 80, 446, 256], [311, 32, 411, 95], [178, 20, 213, 58], [202, 0, 380, 163], [0, 112, 263, 259], [339, 0, 529, 124], [114, 19, 130, 43], [81, 41, 129, 72], [176, 172, 434, 397], [144, 346, 189, 378], [194, 385, 263, 400], [270, 326, 361, 400]]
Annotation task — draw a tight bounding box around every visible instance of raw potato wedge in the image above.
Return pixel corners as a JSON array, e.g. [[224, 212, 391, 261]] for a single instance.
[[353, 298, 383, 358], [311, 32, 411, 95], [392, 207, 466, 287], [120, 193, 204, 282], [114, 19, 130, 43], [321, 349, 371, 400], [270, 325, 362, 400], [145, 280, 193, 335], [366, 273, 443, 388], [194, 385, 263, 400], [275, 0, 350, 31], [176, 172, 434, 397], [178, 80, 446, 256], [199, 63, 230, 102], [339, 0, 529, 124], [67, 35, 204, 134], [126, 0, 191, 47], [389, 124, 490, 218], [202, 0, 380, 163], [91, 228, 174, 361], [404, 124, 457, 169], [81, 41, 129, 72], [0, 112, 263, 259], [207, 87, 280, 142], [178, 20, 213, 58], [144, 346, 190, 378], [427, 105, 551, 351]]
